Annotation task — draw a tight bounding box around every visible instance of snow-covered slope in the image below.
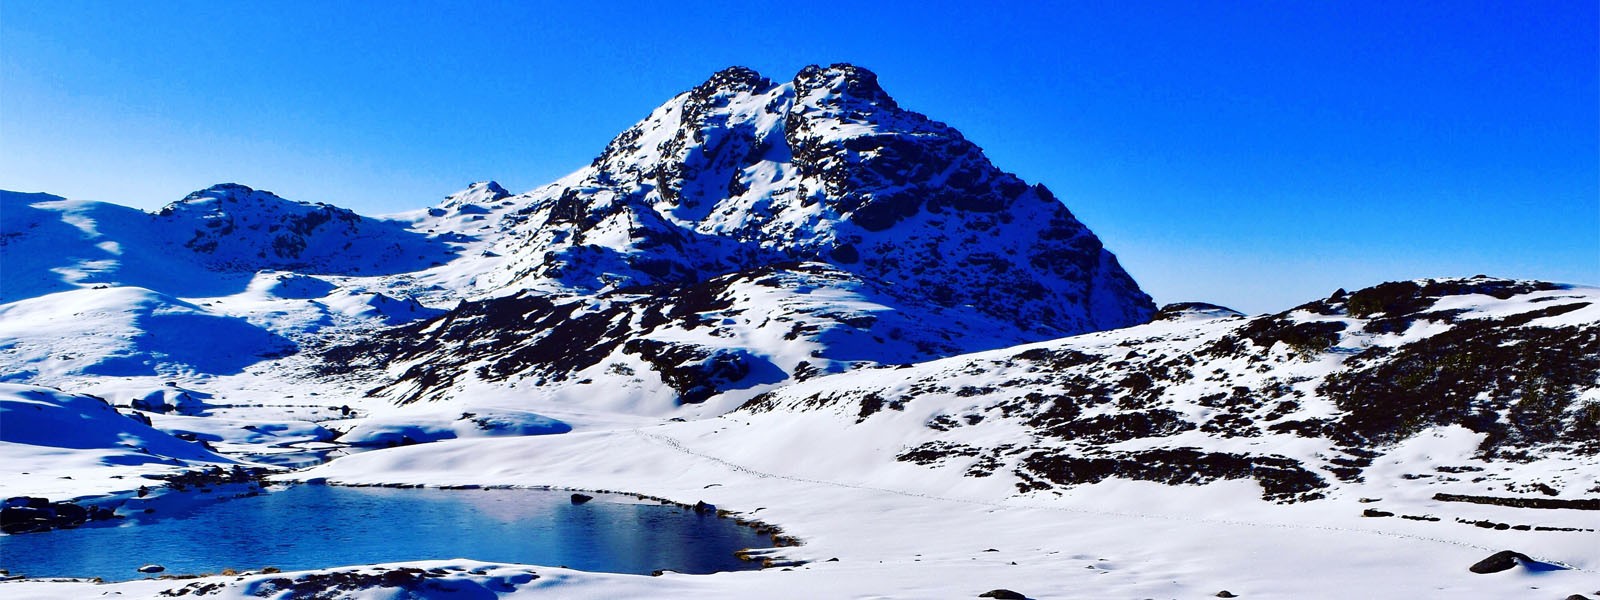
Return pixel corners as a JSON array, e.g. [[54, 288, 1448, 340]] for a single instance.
[[0, 287, 295, 383], [0, 186, 453, 304], [0, 186, 452, 389], [0, 384, 234, 500], [735, 276, 1600, 502]]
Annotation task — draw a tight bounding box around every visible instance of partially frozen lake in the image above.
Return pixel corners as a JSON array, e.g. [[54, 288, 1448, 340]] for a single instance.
[[0, 485, 771, 579]]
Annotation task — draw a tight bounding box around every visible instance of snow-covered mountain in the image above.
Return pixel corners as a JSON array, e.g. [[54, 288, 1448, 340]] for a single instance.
[[4, 63, 1158, 412], [453, 64, 1153, 339], [308, 64, 1155, 412]]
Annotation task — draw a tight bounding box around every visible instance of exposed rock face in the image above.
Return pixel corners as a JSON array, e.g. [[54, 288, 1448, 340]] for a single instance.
[[0, 497, 117, 534]]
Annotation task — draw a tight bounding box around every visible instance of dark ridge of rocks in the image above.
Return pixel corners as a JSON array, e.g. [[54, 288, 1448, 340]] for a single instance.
[[1338, 278, 1564, 319], [1, 496, 118, 534], [1453, 517, 1594, 532], [1201, 314, 1345, 360], [1015, 447, 1327, 502], [1433, 493, 1600, 510], [152, 465, 276, 492], [897, 442, 981, 465]]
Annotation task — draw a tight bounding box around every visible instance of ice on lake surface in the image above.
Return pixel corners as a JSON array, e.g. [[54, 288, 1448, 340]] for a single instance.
[[0, 485, 770, 579]]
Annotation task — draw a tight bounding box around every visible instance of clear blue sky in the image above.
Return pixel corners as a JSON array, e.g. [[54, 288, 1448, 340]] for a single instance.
[[3, 1, 1595, 313]]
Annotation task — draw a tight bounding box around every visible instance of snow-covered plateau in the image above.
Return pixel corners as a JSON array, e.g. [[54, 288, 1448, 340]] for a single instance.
[[2, 64, 1596, 599]]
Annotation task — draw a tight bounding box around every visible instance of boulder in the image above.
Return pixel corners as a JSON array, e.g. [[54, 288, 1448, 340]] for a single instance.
[[138, 564, 165, 574], [48, 502, 88, 527], [978, 590, 1026, 599], [570, 493, 594, 505], [0, 506, 50, 534], [1469, 550, 1532, 574], [3, 497, 48, 509]]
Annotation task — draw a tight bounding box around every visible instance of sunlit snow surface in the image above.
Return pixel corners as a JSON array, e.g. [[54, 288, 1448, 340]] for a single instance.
[[2, 65, 1598, 598]]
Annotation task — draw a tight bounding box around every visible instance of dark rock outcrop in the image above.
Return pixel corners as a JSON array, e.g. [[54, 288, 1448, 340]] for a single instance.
[[1468, 550, 1533, 574]]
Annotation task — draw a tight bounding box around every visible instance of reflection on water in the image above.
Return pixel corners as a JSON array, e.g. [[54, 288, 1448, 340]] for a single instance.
[[0, 486, 771, 580]]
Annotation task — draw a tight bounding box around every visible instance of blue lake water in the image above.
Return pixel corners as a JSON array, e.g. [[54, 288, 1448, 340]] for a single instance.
[[0, 485, 771, 580]]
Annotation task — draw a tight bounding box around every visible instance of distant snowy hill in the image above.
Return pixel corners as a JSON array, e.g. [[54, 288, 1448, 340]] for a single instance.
[[153, 183, 452, 275], [0, 186, 452, 304], [0, 186, 451, 387]]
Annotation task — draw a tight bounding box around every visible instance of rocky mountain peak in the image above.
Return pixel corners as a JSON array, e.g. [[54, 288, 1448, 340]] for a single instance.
[[792, 63, 897, 111], [176, 182, 267, 203], [690, 66, 772, 98], [472, 180, 510, 198], [485, 64, 1155, 337]]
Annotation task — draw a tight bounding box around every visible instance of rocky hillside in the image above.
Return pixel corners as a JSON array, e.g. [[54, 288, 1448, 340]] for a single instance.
[[736, 277, 1600, 502]]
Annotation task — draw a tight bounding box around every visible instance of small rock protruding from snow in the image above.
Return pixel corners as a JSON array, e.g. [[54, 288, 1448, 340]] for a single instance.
[[977, 589, 1027, 599], [1467, 550, 1534, 574]]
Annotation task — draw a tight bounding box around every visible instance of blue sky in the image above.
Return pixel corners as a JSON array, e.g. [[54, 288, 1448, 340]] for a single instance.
[[2, 1, 1595, 313]]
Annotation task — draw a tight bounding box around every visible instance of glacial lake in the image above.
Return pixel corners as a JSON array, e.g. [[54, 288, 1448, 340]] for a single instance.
[[0, 485, 772, 580]]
